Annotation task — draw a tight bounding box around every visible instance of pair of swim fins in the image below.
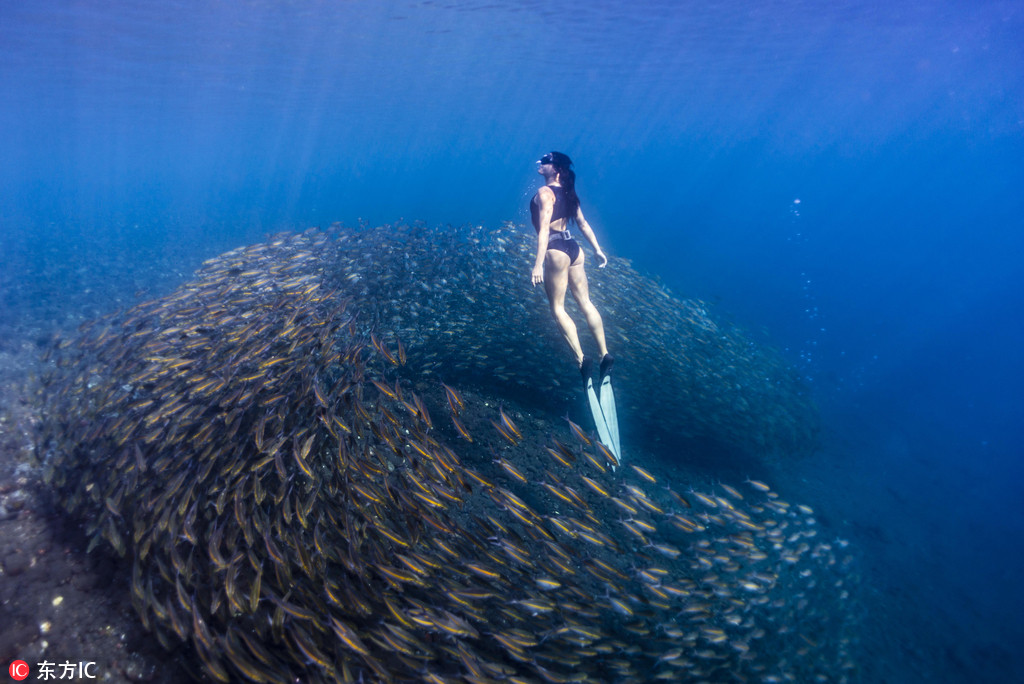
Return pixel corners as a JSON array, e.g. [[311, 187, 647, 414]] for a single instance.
[[583, 355, 622, 467]]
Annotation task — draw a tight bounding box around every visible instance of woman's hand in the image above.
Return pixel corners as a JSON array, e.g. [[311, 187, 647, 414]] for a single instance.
[[596, 250, 609, 268], [532, 264, 544, 285]]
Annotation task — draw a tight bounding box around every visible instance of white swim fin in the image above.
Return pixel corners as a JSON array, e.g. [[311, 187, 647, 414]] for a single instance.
[[598, 372, 621, 464], [585, 375, 615, 468]]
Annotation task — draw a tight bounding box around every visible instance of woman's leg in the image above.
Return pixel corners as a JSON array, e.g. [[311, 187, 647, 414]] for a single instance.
[[567, 256, 609, 359], [544, 250, 585, 366]]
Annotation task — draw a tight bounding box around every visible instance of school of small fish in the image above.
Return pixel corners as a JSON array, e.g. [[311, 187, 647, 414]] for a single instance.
[[37, 225, 857, 682]]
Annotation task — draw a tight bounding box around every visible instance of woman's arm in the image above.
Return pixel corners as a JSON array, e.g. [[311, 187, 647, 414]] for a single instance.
[[531, 189, 554, 284], [575, 207, 608, 268]]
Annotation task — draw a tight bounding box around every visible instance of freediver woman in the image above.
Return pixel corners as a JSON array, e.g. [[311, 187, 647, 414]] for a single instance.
[[529, 151, 615, 385]]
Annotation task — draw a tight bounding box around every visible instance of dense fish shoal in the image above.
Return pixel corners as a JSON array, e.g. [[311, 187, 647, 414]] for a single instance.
[[37, 226, 854, 683], [331, 221, 818, 459]]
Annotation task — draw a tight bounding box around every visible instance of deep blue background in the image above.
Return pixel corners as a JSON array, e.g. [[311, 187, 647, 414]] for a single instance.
[[3, 1, 1022, 680]]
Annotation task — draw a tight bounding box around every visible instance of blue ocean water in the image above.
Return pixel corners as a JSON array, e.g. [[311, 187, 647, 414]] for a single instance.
[[2, 0, 1022, 681]]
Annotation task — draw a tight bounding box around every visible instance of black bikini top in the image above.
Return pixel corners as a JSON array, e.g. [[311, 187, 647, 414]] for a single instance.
[[531, 184, 574, 233], [548, 185, 571, 222]]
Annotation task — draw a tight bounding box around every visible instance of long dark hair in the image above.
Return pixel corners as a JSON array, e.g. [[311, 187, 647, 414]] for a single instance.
[[547, 151, 580, 221]]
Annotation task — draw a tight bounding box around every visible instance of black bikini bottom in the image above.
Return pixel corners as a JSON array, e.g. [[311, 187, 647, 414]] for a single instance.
[[547, 237, 581, 264]]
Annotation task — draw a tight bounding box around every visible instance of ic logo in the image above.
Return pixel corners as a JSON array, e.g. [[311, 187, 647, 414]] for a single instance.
[[9, 660, 30, 681]]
